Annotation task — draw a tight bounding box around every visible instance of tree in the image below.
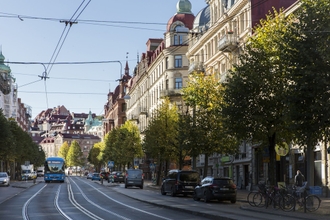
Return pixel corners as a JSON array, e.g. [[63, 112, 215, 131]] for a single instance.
[[120, 121, 143, 167], [222, 9, 294, 184], [58, 141, 70, 161], [285, 0, 330, 185], [88, 142, 104, 172], [0, 109, 12, 162], [143, 98, 180, 184], [66, 141, 84, 168], [182, 72, 237, 178]]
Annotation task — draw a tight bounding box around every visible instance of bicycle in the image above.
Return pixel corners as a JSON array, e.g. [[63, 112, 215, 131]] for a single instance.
[[248, 182, 281, 209], [248, 182, 295, 211], [279, 182, 321, 212]]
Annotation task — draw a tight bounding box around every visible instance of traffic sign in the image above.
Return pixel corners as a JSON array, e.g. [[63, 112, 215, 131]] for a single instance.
[[108, 161, 114, 168]]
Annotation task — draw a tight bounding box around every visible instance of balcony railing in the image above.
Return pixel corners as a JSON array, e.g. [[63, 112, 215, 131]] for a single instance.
[[218, 32, 238, 52], [188, 62, 204, 74], [139, 107, 148, 115], [160, 89, 182, 97]]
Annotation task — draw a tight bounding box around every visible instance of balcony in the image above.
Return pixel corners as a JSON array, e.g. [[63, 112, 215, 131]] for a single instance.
[[218, 32, 238, 52], [188, 62, 204, 74], [160, 89, 182, 98], [139, 107, 148, 116]]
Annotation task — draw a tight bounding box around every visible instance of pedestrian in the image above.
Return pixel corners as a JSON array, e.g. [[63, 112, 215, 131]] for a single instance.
[[295, 170, 305, 187]]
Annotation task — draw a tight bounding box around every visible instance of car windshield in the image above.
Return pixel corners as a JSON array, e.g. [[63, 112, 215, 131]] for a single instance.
[[93, 173, 99, 176], [179, 172, 199, 182], [127, 170, 142, 177], [213, 179, 233, 185], [0, 173, 7, 177]]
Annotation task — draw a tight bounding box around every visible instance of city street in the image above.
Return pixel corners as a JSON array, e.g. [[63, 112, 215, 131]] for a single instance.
[[1, 176, 329, 220]]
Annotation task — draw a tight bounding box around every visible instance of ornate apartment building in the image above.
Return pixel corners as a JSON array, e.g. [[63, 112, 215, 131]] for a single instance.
[[186, 0, 297, 189]]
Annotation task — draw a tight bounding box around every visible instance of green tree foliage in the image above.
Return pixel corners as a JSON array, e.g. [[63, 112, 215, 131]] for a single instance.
[[223, 10, 294, 184], [0, 109, 12, 161], [88, 142, 104, 172], [66, 140, 84, 167], [143, 98, 179, 162], [58, 141, 70, 161], [120, 120, 143, 166], [143, 98, 179, 183], [285, 0, 330, 185], [103, 121, 143, 169], [182, 72, 237, 178]]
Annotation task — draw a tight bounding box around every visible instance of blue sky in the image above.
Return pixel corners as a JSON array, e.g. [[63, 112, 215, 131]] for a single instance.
[[0, 0, 207, 118]]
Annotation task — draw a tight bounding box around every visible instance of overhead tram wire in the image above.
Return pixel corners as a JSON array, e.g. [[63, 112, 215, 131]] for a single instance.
[[46, 0, 91, 77]]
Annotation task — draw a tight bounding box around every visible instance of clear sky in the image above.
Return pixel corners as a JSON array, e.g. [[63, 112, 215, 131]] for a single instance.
[[0, 0, 207, 118]]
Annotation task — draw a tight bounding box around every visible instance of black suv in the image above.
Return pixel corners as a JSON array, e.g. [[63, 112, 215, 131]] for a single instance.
[[193, 176, 237, 203], [161, 170, 200, 197]]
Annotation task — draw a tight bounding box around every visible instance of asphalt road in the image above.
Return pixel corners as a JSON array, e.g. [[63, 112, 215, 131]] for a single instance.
[[2, 176, 330, 220]]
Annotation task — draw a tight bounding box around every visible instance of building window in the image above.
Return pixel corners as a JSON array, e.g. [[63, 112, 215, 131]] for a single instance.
[[175, 77, 182, 89], [174, 35, 183, 45], [165, 79, 169, 89], [165, 57, 168, 69], [122, 103, 127, 112], [175, 55, 182, 68]]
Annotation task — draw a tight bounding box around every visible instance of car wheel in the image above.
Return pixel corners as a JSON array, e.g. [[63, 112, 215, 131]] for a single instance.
[[161, 186, 166, 195], [170, 187, 176, 197], [193, 191, 200, 201], [231, 199, 236, 204], [204, 190, 211, 203]]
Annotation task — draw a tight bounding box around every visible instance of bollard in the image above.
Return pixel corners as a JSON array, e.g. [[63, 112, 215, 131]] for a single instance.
[[33, 178, 36, 184]]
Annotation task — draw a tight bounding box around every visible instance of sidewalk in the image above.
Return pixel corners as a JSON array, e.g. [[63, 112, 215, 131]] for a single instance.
[[141, 181, 330, 219]]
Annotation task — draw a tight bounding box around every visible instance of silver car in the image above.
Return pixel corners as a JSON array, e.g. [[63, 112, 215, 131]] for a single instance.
[[0, 172, 10, 187]]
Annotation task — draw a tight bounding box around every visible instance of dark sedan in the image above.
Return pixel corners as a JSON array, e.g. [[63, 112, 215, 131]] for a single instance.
[[113, 172, 125, 183], [193, 177, 237, 203]]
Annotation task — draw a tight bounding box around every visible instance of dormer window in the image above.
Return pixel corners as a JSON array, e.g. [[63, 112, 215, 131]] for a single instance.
[[174, 35, 183, 45]]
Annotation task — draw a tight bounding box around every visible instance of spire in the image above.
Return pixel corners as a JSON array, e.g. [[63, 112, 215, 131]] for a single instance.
[[125, 52, 129, 75]]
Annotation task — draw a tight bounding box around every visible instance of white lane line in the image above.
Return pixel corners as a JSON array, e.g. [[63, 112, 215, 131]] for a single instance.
[[77, 177, 173, 220]]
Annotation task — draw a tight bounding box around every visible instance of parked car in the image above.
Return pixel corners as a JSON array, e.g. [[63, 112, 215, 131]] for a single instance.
[[193, 177, 237, 203], [100, 171, 110, 181], [91, 173, 101, 181], [125, 169, 143, 189], [111, 171, 125, 183], [161, 170, 200, 197], [30, 171, 37, 179], [0, 172, 10, 187], [86, 173, 93, 179]]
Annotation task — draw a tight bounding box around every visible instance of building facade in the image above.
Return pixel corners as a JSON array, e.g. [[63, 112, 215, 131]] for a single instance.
[[124, 0, 196, 174]]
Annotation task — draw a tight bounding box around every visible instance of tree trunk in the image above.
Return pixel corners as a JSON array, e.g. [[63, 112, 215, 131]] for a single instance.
[[268, 133, 276, 185], [306, 142, 315, 186], [203, 154, 209, 178], [156, 161, 163, 186]]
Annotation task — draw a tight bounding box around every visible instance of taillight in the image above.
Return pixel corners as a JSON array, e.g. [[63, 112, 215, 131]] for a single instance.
[[209, 184, 216, 189], [231, 184, 237, 189], [142, 173, 144, 179]]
